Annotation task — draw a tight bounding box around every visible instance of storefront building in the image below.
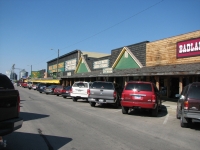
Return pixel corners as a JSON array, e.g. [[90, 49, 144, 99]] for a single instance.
[[31, 30, 200, 98]]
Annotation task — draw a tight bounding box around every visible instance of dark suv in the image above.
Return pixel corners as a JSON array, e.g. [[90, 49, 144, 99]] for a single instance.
[[121, 81, 162, 117], [176, 82, 200, 127]]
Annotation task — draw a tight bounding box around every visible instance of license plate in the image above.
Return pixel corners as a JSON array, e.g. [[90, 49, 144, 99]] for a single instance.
[[99, 99, 104, 102], [134, 96, 141, 99]]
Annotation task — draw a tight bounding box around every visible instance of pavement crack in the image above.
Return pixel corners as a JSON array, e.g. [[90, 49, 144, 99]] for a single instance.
[[38, 128, 54, 150]]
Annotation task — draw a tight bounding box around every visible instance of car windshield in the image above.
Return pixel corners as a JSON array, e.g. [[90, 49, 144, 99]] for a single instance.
[[188, 84, 200, 100], [125, 83, 152, 91]]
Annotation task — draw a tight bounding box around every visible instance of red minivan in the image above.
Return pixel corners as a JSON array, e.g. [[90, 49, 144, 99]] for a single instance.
[[121, 81, 162, 117]]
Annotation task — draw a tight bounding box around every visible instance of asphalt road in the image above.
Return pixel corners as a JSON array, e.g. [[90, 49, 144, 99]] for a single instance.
[[1, 86, 200, 150]]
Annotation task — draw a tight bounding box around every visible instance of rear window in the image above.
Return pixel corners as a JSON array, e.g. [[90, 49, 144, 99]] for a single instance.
[[125, 83, 152, 91], [64, 86, 71, 90], [91, 82, 114, 90], [0, 75, 14, 89], [73, 82, 88, 88], [188, 84, 200, 100]]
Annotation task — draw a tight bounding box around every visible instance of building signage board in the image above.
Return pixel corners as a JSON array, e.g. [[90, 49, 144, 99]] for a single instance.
[[67, 72, 71, 76], [103, 68, 113, 74], [65, 59, 76, 71], [177, 37, 200, 58], [93, 59, 109, 69], [48, 62, 65, 73]]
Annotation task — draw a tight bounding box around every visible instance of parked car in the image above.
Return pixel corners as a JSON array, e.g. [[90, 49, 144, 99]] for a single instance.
[[88, 81, 122, 107], [21, 82, 27, 88], [120, 81, 162, 117], [32, 83, 38, 90], [54, 85, 65, 96], [37, 83, 49, 93], [61, 86, 72, 98], [176, 82, 200, 127], [27, 81, 33, 90], [44, 85, 58, 95], [70, 81, 93, 102]]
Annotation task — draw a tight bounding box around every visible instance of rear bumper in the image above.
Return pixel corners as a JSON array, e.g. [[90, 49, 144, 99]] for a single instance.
[[88, 98, 115, 104], [183, 111, 200, 121], [71, 94, 88, 98], [62, 93, 71, 97], [121, 101, 156, 109], [0, 117, 23, 136]]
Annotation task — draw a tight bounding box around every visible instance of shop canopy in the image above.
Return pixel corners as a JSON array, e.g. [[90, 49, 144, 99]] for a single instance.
[[29, 79, 60, 84]]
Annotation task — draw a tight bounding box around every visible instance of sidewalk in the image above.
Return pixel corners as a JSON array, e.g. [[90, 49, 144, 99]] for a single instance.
[[162, 97, 177, 111]]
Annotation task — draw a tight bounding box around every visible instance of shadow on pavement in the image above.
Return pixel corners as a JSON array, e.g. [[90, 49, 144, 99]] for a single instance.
[[2, 132, 72, 150], [19, 112, 49, 122], [128, 105, 168, 118]]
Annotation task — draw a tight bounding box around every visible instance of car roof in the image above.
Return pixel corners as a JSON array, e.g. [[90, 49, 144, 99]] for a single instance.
[[126, 81, 153, 84]]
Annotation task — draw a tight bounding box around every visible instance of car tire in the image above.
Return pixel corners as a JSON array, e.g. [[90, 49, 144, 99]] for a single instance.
[[40, 92, 42, 93], [151, 105, 158, 117], [57, 95, 59, 96], [122, 106, 129, 114], [72, 97, 77, 102], [90, 102, 96, 107], [63, 96, 66, 98], [180, 114, 188, 128], [176, 107, 180, 119]]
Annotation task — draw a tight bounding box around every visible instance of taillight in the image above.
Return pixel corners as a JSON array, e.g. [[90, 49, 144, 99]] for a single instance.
[[87, 89, 90, 95], [151, 95, 156, 103], [113, 91, 116, 98], [18, 95, 20, 113], [184, 101, 189, 109], [121, 93, 124, 100], [62, 89, 66, 93]]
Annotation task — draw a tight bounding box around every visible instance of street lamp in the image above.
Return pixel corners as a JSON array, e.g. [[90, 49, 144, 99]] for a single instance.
[[51, 49, 59, 78]]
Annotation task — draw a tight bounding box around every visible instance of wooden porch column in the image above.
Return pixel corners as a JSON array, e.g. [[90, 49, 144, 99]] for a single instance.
[[155, 76, 159, 90], [113, 77, 116, 83], [146, 76, 150, 82], [179, 76, 183, 94]]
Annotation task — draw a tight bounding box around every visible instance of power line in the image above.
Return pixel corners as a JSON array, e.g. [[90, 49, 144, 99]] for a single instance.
[[61, 0, 164, 50]]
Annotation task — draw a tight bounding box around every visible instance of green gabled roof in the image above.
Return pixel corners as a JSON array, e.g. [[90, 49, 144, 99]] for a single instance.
[[112, 47, 143, 70], [75, 55, 91, 73]]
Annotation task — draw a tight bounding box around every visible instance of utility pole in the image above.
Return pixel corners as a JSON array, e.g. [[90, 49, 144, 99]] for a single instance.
[[57, 49, 59, 78], [31, 65, 32, 78]]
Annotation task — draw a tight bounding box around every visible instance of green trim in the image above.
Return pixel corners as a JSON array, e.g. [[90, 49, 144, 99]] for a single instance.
[[77, 62, 88, 73], [115, 52, 140, 69]]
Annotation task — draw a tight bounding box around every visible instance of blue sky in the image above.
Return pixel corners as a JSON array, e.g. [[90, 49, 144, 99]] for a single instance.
[[0, 0, 200, 77]]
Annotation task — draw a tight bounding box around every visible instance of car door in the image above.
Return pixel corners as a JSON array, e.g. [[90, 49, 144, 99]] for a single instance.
[[187, 84, 200, 112]]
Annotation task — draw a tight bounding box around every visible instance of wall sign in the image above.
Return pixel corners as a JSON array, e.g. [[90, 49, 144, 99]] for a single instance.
[[103, 68, 113, 74], [65, 59, 76, 71], [93, 59, 109, 69], [177, 37, 200, 58]]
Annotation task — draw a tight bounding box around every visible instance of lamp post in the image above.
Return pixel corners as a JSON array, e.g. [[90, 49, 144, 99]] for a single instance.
[[51, 49, 59, 79]]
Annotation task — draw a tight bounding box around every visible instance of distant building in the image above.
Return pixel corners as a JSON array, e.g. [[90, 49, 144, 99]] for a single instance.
[[19, 69, 28, 79], [6, 70, 11, 78], [10, 72, 17, 80]]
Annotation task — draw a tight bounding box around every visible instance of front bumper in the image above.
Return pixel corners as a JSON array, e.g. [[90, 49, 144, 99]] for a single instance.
[[121, 101, 156, 109], [0, 117, 23, 136]]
